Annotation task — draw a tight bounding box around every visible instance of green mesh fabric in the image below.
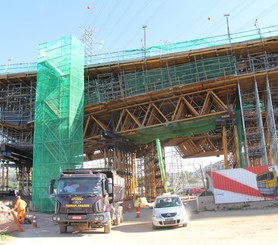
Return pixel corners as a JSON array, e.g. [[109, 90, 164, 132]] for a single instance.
[[84, 25, 278, 66], [32, 36, 84, 212], [127, 114, 222, 144], [85, 55, 236, 105]]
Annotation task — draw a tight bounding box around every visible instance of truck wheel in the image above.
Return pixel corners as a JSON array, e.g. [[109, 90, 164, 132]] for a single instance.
[[104, 213, 112, 233], [120, 209, 124, 223], [113, 214, 120, 225], [104, 221, 111, 233], [59, 224, 67, 233], [274, 186, 278, 197]]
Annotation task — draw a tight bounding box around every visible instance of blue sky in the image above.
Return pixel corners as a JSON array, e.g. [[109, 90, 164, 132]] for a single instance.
[[0, 0, 278, 65]]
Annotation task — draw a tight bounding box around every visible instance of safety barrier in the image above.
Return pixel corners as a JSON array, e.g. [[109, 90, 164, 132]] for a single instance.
[[0, 209, 24, 234]]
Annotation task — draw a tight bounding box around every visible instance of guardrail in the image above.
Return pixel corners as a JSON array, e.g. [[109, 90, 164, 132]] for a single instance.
[[1, 25, 278, 76]]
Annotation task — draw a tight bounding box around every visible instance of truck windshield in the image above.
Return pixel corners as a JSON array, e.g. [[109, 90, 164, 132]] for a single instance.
[[57, 177, 102, 195]]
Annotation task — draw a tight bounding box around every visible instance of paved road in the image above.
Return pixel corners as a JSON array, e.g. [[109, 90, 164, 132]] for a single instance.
[[5, 203, 278, 245]]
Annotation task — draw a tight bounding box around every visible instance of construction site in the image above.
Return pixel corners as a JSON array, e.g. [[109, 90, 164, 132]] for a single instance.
[[1, 24, 278, 212]]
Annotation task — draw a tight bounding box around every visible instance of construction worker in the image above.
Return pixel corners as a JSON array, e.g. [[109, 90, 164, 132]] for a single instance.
[[13, 196, 27, 224], [134, 194, 142, 218]]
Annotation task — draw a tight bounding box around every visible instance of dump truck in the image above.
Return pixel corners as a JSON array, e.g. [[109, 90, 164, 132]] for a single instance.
[[49, 168, 125, 233]]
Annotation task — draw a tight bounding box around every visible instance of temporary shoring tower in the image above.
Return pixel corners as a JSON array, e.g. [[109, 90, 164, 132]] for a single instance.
[[32, 36, 84, 212]]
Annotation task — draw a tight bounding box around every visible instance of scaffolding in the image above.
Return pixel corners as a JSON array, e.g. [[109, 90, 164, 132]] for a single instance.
[[84, 55, 236, 105], [32, 36, 85, 212], [0, 80, 35, 146], [0, 27, 278, 200]]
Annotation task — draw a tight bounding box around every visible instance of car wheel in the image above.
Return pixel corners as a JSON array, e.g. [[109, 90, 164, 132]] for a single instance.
[[183, 223, 187, 227], [152, 223, 158, 230]]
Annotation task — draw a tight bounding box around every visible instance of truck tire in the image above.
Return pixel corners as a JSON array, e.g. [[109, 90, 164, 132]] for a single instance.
[[120, 207, 124, 223], [104, 221, 111, 233], [104, 213, 111, 233], [113, 206, 123, 225], [113, 213, 120, 225], [274, 186, 278, 197], [59, 224, 67, 233]]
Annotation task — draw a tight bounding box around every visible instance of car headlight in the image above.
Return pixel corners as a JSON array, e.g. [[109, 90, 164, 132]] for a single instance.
[[153, 212, 160, 219]]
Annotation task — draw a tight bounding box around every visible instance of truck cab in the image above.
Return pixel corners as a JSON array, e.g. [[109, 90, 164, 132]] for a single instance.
[[50, 168, 124, 233]]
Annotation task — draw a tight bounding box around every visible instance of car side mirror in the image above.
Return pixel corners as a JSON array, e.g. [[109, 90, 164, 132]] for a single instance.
[[49, 179, 56, 197], [107, 178, 113, 194]]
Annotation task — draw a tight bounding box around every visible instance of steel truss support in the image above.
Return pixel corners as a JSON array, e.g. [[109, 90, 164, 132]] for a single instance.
[[84, 86, 231, 158]]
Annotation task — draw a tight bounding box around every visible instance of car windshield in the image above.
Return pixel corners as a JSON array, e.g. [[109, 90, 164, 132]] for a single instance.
[[154, 196, 182, 208], [57, 177, 102, 195]]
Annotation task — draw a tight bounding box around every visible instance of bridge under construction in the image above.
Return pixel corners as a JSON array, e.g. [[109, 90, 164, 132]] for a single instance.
[[1, 26, 278, 211]]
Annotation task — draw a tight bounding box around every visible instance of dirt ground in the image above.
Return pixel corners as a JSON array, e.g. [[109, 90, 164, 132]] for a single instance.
[[2, 200, 278, 245]]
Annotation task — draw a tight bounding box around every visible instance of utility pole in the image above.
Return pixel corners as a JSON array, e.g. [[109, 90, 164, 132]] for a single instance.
[[254, 19, 262, 38], [142, 25, 147, 64], [224, 14, 231, 44]]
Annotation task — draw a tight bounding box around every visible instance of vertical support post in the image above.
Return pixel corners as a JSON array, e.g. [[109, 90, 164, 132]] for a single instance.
[[6, 160, 9, 191], [222, 126, 229, 169], [1, 160, 4, 191], [155, 138, 167, 192], [265, 78, 278, 165], [254, 79, 268, 164], [237, 81, 250, 166], [233, 125, 240, 168]]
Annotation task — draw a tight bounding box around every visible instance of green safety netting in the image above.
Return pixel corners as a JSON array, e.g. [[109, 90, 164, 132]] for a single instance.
[[127, 114, 222, 144], [84, 25, 278, 66], [32, 36, 84, 212], [85, 55, 236, 105]]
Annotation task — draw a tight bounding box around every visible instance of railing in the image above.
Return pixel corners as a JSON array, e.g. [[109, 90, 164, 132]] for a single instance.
[[0, 62, 37, 75], [1, 25, 278, 75]]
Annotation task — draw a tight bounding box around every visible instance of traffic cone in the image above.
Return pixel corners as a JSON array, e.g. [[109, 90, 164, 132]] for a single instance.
[[32, 215, 38, 228]]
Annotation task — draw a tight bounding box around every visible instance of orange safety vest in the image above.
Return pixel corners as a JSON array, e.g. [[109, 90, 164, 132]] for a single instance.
[[14, 199, 27, 211]]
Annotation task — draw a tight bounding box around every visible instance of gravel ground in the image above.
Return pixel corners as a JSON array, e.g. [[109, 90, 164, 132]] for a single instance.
[[2, 200, 278, 245]]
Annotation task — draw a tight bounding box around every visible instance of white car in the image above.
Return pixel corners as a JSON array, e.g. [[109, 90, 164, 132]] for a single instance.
[[152, 194, 188, 229]]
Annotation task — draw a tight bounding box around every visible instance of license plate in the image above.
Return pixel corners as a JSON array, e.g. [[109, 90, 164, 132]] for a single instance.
[[71, 216, 82, 220], [164, 220, 176, 225], [165, 218, 174, 221]]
